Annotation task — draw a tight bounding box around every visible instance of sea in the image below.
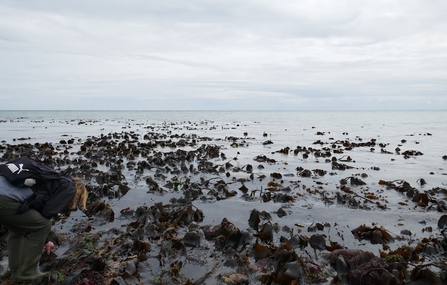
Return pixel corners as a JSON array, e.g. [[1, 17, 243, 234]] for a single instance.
[[1, 110, 446, 184], [1, 110, 447, 256]]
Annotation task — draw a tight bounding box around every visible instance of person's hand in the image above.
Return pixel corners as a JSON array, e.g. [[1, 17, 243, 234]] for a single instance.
[[44, 241, 55, 255]]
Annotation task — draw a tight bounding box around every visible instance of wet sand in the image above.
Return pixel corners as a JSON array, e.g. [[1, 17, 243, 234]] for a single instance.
[[0, 117, 446, 285]]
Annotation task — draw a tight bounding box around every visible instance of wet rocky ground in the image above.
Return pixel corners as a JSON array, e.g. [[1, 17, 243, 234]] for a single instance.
[[0, 119, 446, 285]]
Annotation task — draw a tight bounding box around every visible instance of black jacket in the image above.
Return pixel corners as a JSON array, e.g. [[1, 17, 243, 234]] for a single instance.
[[18, 176, 76, 219], [0, 157, 76, 219]]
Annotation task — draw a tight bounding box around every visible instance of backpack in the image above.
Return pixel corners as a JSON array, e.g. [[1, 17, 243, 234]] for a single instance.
[[0, 157, 62, 187], [0, 157, 76, 218]]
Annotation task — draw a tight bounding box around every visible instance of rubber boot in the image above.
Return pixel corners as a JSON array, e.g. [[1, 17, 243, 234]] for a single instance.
[[16, 241, 44, 282], [7, 232, 25, 280]]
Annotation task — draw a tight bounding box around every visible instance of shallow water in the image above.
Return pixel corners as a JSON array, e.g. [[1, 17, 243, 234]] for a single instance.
[[2, 110, 446, 182], [1, 110, 446, 221], [1, 110, 447, 283]]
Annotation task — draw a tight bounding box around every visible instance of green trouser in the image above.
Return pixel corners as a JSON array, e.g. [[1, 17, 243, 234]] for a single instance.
[[0, 195, 52, 282]]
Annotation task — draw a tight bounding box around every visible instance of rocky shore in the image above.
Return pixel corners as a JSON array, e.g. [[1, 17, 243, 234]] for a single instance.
[[1, 120, 446, 285]]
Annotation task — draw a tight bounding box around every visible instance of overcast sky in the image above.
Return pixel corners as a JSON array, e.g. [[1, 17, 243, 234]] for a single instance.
[[0, 0, 446, 110]]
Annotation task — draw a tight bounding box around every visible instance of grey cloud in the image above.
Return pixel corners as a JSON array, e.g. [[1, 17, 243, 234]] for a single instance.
[[0, 0, 446, 110]]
